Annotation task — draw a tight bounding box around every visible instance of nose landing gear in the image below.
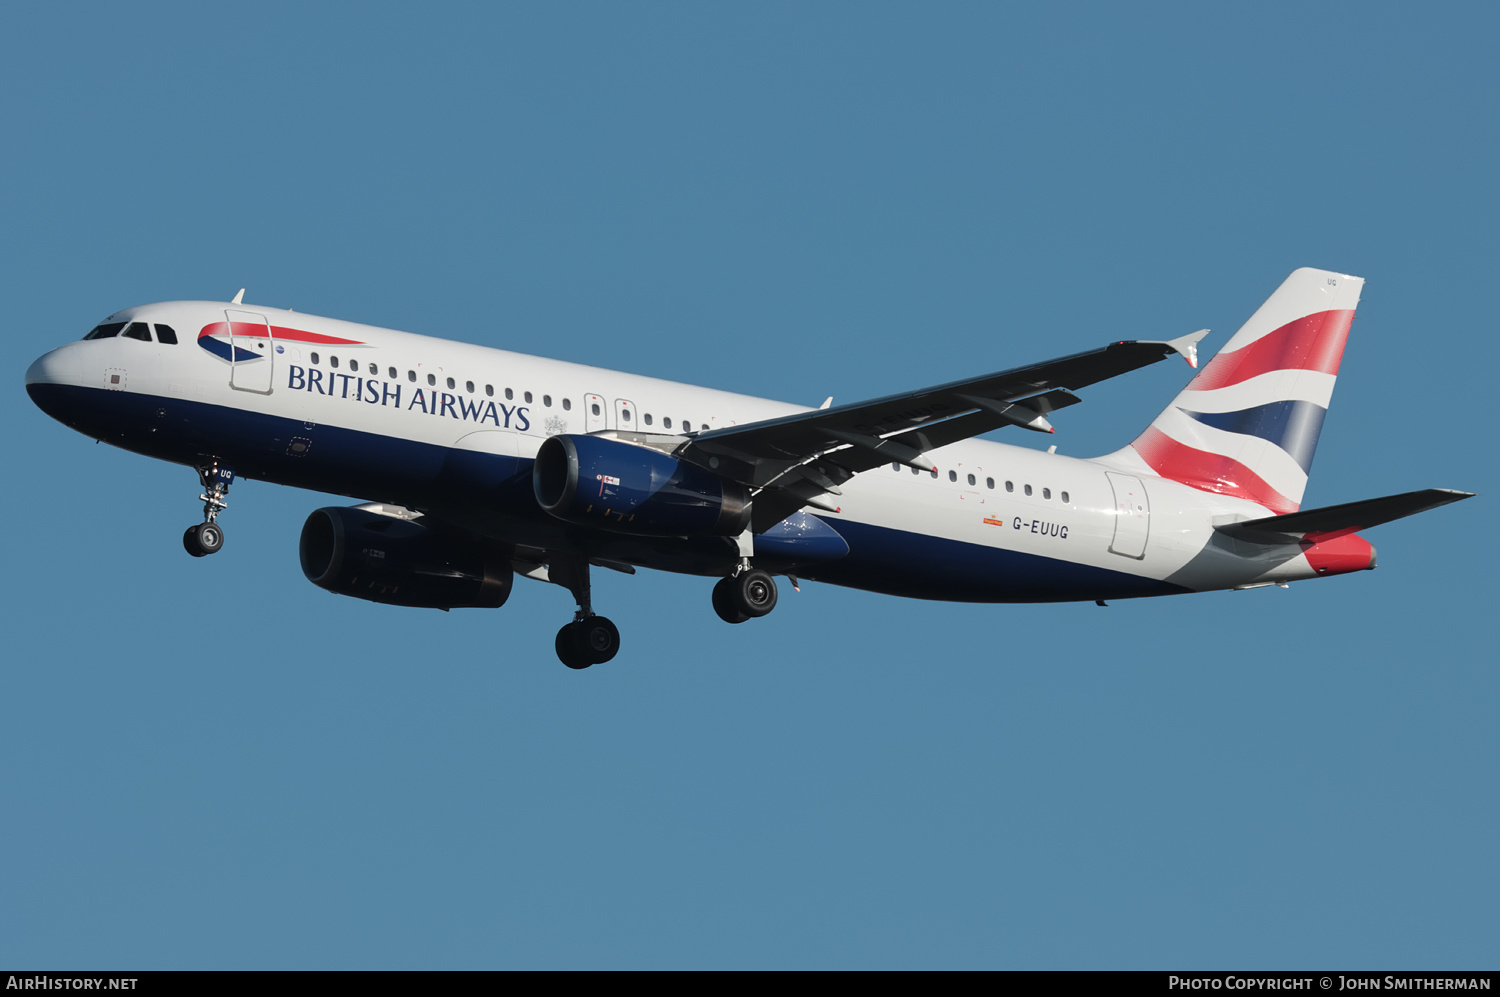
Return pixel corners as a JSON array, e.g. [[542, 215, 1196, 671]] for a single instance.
[[183, 463, 233, 558]]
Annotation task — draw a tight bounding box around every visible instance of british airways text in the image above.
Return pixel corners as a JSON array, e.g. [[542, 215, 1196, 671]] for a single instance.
[[286, 365, 531, 431]]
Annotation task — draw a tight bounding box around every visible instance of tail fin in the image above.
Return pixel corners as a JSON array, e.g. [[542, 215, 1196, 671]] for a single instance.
[[1106, 267, 1364, 513]]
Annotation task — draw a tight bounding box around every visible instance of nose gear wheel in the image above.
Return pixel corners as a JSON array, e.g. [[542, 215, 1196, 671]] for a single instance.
[[183, 522, 225, 557]]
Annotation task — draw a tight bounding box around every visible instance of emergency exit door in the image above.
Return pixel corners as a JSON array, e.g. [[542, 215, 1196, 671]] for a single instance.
[[1106, 472, 1150, 559]]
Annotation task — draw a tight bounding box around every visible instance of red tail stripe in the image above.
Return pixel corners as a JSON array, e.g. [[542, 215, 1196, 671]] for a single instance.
[[1185, 310, 1354, 392], [1130, 427, 1299, 514], [199, 322, 365, 346]]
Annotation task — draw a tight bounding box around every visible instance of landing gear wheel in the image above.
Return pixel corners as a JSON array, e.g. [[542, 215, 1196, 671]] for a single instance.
[[556, 625, 592, 669], [577, 616, 620, 664], [712, 577, 750, 624], [555, 616, 621, 669], [731, 569, 778, 618], [183, 522, 225, 557]]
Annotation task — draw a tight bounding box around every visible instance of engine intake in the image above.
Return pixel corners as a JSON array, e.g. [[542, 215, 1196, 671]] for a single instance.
[[300, 507, 513, 610], [533, 434, 751, 536]]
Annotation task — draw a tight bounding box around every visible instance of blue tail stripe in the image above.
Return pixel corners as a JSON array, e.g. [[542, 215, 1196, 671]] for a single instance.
[[1181, 399, 1327, 473]]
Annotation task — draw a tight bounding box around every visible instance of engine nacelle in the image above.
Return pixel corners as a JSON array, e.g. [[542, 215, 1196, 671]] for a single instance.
[[299, 507, 513, 610], [533, 434, 752, 536]]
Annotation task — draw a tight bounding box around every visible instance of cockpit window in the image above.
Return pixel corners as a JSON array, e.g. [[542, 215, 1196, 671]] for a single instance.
[[155, 324, 178, 345], [122, 322, 152, 342], [83, 323, 126, 340]]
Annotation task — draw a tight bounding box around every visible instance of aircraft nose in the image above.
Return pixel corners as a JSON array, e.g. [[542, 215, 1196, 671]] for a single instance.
[[26, 344, 86, 423], [26, 345, 83, 388]]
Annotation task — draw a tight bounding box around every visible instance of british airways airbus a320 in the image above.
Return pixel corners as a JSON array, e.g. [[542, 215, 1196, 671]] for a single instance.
[[25, 268, 1472, 668]]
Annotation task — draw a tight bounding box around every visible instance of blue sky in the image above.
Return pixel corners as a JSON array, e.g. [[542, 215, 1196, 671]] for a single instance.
[[2, 2, 1494, 969]]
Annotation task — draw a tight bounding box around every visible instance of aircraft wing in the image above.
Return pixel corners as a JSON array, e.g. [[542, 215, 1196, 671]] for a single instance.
[[671, 330, 1208, 530]]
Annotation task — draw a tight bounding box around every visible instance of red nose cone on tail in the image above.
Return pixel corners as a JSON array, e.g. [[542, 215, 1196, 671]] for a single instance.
[[1302, 532, 1377, 576]]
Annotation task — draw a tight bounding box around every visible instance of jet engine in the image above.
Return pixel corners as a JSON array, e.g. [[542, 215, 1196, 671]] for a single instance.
[[299, 507, 513, 609], [533, 434, 751, 536]]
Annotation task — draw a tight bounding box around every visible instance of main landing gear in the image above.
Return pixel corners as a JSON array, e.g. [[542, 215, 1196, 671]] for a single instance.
[[549, 555, 621, 670], [711, 565, 779, 625], [183, 464, 233, 558]]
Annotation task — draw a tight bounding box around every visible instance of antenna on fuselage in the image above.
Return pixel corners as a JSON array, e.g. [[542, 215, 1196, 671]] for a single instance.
[[231, 288, 245, 305]]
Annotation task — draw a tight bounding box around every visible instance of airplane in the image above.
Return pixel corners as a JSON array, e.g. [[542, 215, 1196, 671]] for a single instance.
[[25, 267, 1473, 669]]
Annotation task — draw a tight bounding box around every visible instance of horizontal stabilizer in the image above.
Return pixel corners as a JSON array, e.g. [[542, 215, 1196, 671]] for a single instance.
[[1216, 488, 1475, 542]]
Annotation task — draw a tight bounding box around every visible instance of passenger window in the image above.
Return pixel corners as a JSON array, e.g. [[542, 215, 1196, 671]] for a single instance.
[[563, 398, 571, 411], [311, 352, 320, 364], [485, 384, 494, 396], [83, 323, 125, 340], [621, 408, 631, 422], [524, 391, 533, 403], [1024, 484, 1033, 496], [591, 403, 601, 416], [155, 325, 178, 345], [663, 417, 672, 429], [1006, 481, 1014, 492], [331, 356, 340, 368], [683, 421, 692, 432], [466, 381, 475, 393], [505, 388, 514, 400], [446, 377, 456, 389], [543, 395, 552, 407], [1061, 491, 1070, 504], [1043, 488, 1051, 500], [643, 413, 652, 425], [910, 466, 919, 475], [388, 367, 397, 379], [930, 469, 938, 478], [407, 370, 416, 382], [968, 474, 976, 486], [893, 463, 900, 472], [369, 363, 378, 375], [123, 322, 152, 342], [427, 373, 436, 386], [986, 477, 994, 489], [948, 470, 957, 482]]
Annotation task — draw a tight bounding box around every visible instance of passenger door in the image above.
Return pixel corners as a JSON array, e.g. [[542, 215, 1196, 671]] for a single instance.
[[226, 309, 274, 394]]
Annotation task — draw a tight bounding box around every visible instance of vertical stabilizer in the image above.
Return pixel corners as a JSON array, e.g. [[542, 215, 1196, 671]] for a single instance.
[[1106, 268, 1363, 513]]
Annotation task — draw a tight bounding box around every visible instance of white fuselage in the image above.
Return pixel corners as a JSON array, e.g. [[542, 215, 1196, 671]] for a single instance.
[[26, 300, 1344, 602]]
